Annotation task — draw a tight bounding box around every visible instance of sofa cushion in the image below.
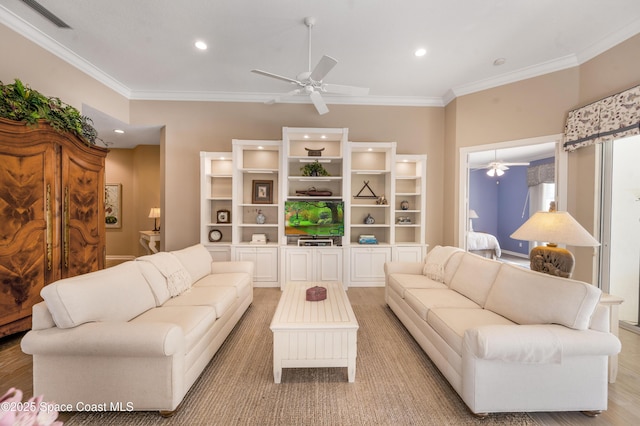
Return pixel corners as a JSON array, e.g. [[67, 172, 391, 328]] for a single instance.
[[388, 274, 447, 298], [484, 263, 602, 330], [131, 305, 216, 353], [404, 288, 480, 321], [449, 253, 502, 307], [422, 246, 463, 282], [194, 272, 252, 297], [427, 307, 515, 356], [170, 244, 213, 284], [162, 286, 238, 318], [41, 261, 156, 329]]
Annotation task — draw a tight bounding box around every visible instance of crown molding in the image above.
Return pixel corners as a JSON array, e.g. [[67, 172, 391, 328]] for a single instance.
[[3, 5, 639, 108], [576, 17, 640, 63], [451, 54, 580, 99], [129, 90, 444, 107], [0, 6, 131, 98]]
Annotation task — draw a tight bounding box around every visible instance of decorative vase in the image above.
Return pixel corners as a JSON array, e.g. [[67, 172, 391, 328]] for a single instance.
[[256, 210, 266, 224], [364, 213, 375, 224], [401, 200, 409, 210]]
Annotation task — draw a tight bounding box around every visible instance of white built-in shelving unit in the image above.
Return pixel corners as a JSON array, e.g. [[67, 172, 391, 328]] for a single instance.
[[200, 127, 427, 288]]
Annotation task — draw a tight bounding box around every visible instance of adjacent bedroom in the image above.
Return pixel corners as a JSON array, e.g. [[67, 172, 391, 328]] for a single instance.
[[467, 143, 556, 266]]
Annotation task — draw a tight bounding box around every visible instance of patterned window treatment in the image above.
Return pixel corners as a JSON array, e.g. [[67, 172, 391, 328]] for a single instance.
[[563, 84, 640, 152], [527, 163, 555, 187]]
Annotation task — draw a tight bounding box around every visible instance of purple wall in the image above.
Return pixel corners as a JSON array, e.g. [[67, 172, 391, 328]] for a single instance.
[[469, 157, 555, 256], [469, 170, 498, 236]]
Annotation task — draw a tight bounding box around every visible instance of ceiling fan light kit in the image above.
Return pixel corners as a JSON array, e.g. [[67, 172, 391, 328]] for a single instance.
[[251, 17, 369, 115]]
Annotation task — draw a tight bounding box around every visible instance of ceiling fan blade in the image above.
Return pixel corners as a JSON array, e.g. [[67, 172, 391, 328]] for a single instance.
[[309, 55, 338, 82], [309, 91, 329, 115], [251, 69, 300, 85], [323, 83, 370, 96], [266, 89, 302, 104]]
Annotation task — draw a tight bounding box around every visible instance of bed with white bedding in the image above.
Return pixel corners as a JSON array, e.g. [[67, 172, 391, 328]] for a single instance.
[[466, 231, 501, 258]]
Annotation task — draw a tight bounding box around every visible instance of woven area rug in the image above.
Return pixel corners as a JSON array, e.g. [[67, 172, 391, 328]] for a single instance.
[[66, 295, 537, 425]]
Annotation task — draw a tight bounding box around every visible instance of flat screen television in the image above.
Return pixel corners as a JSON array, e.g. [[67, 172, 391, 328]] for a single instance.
[[285, 200, 344, 237]]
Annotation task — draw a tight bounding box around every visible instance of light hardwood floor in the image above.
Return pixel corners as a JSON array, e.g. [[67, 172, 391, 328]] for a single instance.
[[1, 287, 639, 425]]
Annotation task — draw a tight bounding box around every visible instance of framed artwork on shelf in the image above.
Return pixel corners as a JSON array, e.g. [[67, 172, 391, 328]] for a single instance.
[[252, 180, 273, 204], [105, 183, 122, 228]]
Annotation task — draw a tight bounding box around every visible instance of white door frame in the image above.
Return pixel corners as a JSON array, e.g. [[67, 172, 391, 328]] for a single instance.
[[457, 134, 568, 249]]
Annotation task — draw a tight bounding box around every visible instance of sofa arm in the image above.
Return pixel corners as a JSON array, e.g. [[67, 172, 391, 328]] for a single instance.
[[21, 321, 184, 357], [384, 261, 424, 276], [464, 324, 621, 364], [210, 261, 254, 276]]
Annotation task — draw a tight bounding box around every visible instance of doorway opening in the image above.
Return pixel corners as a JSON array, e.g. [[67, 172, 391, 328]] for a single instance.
[[458, 134, 567, 260]]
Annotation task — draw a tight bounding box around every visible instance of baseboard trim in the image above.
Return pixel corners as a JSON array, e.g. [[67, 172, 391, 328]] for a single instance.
[[106, 255, 136, 268]]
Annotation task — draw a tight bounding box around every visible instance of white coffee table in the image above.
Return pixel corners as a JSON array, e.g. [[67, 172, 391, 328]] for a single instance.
[[270, 282, 359, 383]]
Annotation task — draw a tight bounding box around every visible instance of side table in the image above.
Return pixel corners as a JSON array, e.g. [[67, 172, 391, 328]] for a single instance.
[[139, 231, 160, 255], [599, 293, 624, 383]]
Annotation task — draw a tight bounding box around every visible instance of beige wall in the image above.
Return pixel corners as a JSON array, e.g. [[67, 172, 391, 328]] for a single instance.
[[105, 146, 160, 257], [130, 102, 444, 250], [3, 21, 640, 281]]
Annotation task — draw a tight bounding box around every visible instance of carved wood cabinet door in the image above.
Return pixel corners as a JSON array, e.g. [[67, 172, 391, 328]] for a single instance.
[[0, 139, 58, 336], [60, 146, 105, 278]]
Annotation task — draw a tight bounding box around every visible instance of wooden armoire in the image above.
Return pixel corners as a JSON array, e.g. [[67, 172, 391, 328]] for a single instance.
[[0, 117, 107, 337]]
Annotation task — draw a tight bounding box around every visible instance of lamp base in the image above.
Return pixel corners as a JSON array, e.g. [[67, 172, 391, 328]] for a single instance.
[[529, 245, 574, 278], [153, 218, 160, 232]]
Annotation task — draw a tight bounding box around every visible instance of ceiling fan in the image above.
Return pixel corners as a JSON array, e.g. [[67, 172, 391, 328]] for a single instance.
[[473, 152, 529, 177], [251, 17, 369, 115]]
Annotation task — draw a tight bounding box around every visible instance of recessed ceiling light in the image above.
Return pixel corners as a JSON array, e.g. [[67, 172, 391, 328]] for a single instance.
[[195, 40, 208, 50], [414, 48, 427, 57], [493, 58, 506, 66], [303, 135, 310, 139], [258, 146, 264, 150], [114, 129, 124, 134], [321, 135, 327, 139]]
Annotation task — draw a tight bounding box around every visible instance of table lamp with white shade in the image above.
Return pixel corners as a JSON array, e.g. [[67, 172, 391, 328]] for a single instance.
[[510, 204, 599, 278], [149, 207, 161, 232]]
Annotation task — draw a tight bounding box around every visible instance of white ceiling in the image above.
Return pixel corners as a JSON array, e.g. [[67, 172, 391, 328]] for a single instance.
[[2, 0, 640, 149]]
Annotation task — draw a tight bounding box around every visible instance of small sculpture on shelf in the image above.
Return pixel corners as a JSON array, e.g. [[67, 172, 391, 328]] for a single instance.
[[364, 213, 375, 224], [376, 195, 387, 205], [400, 200, 409, 210], [256, 209, 266, 224], [305, 147, 325, 157]]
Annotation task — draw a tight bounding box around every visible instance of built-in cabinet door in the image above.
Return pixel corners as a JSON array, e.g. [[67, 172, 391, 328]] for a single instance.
[[0, 141, 57, 336], [316, 248, 343, 282], [60, 146, 105, 278], [350, 246, 392, 286], [284, 248, 313, 283], [235, 246, 279, 286], [392, 245, 426, 263]]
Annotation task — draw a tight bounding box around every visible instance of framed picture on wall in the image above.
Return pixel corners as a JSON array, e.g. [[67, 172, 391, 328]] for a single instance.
[[252, 180, 273, 204], [105, 183, 122, 228]]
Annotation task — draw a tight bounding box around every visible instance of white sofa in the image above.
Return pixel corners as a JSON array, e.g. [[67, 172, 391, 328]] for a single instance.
[[21, 244, 253, 414], [384, 246, 621, 416]]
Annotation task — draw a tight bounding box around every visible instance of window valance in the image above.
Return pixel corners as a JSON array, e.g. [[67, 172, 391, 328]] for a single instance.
[[563, 84, 640, 152], [527, 163, 555, 187]]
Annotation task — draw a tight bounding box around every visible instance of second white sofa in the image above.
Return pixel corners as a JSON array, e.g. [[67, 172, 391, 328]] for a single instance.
[[21, 244, 253, 414], [385, 246, 621, 416]]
